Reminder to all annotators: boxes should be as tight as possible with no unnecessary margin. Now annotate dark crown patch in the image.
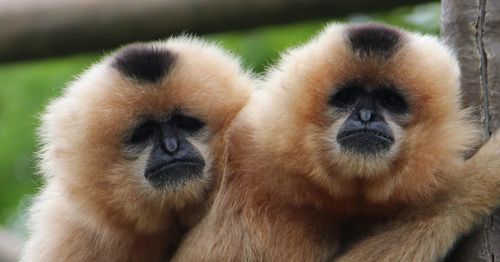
[112,44,176,83]
[347,24,402,58]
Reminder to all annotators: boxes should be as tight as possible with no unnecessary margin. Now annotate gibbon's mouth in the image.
[147,158,205,174]
[337,128,394,155]
[145,158,205,189]
[338,128,394,142]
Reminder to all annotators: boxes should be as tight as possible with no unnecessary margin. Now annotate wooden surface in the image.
[0,0,432,62]
[442,0,500,260]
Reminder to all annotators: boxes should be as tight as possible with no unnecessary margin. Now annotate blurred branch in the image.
[0,0,434,62]
[0,228,22,262]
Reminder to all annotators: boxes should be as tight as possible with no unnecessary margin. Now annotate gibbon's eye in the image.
[330,87,362,108]
[378,89,409,114]
[170,114,205,133]
[129,120,157,144]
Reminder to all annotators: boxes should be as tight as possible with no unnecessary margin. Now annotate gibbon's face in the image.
[39,38,250,229]
[329,79,410,157]
[260,23,477,184]
[125,111,207,189]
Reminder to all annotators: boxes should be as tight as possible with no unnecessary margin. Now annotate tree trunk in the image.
[442,0,500,260]
[0,0,432,62]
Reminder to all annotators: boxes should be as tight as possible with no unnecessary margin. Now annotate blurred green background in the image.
[0,3,440,236]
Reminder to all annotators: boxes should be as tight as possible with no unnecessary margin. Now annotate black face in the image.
[126,113,206,189]
[329,83,409,155]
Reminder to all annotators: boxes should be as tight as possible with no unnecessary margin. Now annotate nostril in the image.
[359,109,373,122]
[164,138,178,153]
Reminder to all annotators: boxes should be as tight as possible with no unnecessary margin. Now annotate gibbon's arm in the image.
[336,131,500,262]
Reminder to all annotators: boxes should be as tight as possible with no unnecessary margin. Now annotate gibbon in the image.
[173,23,500,261]
[21,37,252,261]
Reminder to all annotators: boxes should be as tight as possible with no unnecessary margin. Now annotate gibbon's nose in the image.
[164,137,179,153]
[359,109,374,122]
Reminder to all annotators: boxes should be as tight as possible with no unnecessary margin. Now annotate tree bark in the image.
[0,0,432,62]
[442,0,500,261]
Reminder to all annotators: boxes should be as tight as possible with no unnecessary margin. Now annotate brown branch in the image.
[0,0,433,62]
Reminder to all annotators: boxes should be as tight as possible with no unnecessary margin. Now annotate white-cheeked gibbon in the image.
[21,37,252,261]
[173,23,500,261]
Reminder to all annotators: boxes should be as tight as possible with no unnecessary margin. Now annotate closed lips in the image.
[338,128,394,142]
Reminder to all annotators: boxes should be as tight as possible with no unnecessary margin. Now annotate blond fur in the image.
[21,37,252,261]
[173,23,499,261]
[336,131,500,261]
